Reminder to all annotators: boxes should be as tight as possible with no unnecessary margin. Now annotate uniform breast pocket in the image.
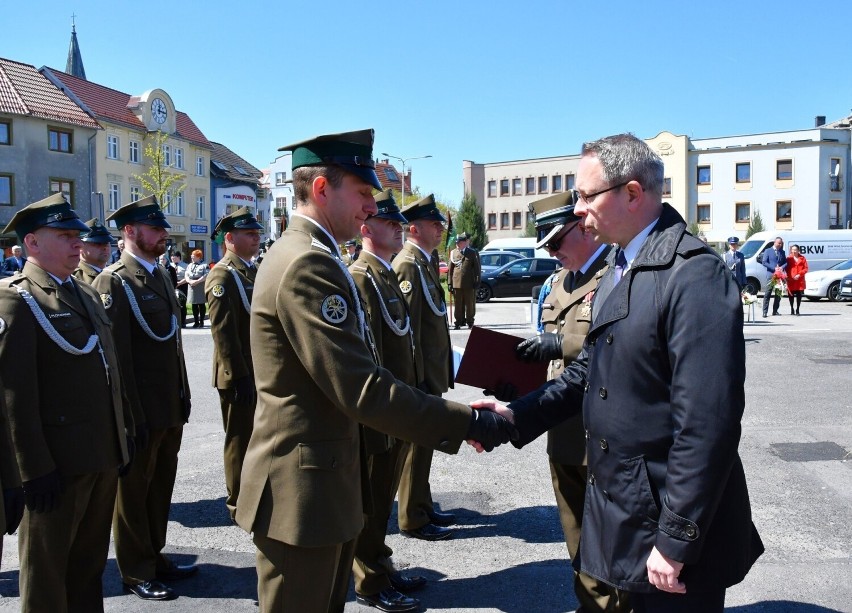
[298,439,355,471]
[50,314,90,345]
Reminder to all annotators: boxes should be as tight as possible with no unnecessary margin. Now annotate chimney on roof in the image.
[815,115,826,127]
[66,16,87,80]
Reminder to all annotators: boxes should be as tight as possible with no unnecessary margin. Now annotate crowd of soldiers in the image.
[0,128,762,613]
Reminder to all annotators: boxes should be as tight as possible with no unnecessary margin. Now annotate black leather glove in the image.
[465,409,518,452]
[234,376,256,405]
[482,381,519,402]
[135,422,150,452]
[119,434,136,478]
[515,333,564,363]
[23,470,64,514]
[3,486,25,534]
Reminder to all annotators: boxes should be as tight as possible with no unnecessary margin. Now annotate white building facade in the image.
[465,126,852,249]
[266,153,293,239]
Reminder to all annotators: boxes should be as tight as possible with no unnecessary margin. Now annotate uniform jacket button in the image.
[686,526,697,538]
[590,337,597,345]
[599,387,607,399]
[606,333,614,344]
[559,320,565,326]
[584,383,590,393]
[600,439,608,451]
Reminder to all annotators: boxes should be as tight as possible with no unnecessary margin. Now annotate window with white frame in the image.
[130,185,141,201]
[487,180,497,197]
[108,182,121,211]
[175,191,185,216]
[538,176,548,193]
[107,135,119,160]
[164,191,173,214]
[275,172,286,185]
[487,213,497,229]
[196,195,205,219]
[735,202,751,223]
[275,197,287,212]
[830,200,841,227]
[174,147,184,170]
[697,203,711,223]
[566,174,575,189]
[512,178,522,195]
[129,140,140,163]
[500,212,509,228]
[525,177,535,194]
[776,200,792,221]
[776,160,793,181]
[196,156,204,176]
[162,144,171,167]
[552,175,562,192]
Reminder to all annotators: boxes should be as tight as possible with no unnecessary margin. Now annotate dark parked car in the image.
[476,257,560,302]
[479,250,525,273]
[839,272,852,299]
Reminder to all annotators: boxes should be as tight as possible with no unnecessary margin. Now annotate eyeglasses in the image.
[543,221,581,252]
[575,181,629,205]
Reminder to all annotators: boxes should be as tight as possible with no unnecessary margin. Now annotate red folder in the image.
[455,326,548,395]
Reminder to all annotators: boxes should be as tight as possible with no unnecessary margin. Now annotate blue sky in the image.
[3,0,851,208]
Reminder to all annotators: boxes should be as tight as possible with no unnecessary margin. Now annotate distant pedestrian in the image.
[185,249,208,328]
[761,237,786,317]
[786,244,808,315]
[725,236,746,291]
[1,245,26,277]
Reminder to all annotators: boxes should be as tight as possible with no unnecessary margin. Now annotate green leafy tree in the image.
[524,219,536,238]
[455,192,487,249]
[746,210,765,239]
[687,221,707,242]
[132,130,185,208]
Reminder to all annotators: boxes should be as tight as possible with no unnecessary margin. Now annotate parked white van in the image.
[739,230,852,294]
[482,237,553,259]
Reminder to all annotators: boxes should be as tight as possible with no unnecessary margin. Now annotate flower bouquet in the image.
[741,291,757,305]
[765,270,788,298]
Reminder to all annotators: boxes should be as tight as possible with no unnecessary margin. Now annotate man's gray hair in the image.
[581,133,664,197]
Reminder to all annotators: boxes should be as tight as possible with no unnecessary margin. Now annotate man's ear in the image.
[624,180,644,212]
[311,175,329,206]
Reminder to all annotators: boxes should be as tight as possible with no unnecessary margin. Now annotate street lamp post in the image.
[381,153,432,206]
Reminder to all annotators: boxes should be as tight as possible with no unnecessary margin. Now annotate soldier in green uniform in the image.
[393,194,457,541]
[234,129,514,612]
[205,206,262,522]
[0,377,24,569]
[0,193,132,612]
[93,196,194,602]
[74,218,116,285]
[514,192,630,613]
[447,232,480,329]
[350,190,424,613]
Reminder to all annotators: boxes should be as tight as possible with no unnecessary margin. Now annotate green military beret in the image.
[371,189,407,223]
[529,192,581,249]
[211,206,263,240]
[81,218,117,244]
[278,128,382,190]
[400,194,446,223]
[2,193,88,239]
[106,195,170,229]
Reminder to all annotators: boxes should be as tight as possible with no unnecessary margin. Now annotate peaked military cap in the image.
[81,218,117,244]
[212,206,263,240]
[3,193,88,239]
[728,236,740,245]
[344,239,358,247]
[278,128,382,190]
[455,232,471,242]
[530,191,580,249]
[106,195,170,229]
[401,194,446,223]
[370,189,407,223]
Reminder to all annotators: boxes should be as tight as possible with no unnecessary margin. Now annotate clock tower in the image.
[129,89,175,133]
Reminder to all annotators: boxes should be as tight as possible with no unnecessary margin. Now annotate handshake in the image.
[464,403,518,453]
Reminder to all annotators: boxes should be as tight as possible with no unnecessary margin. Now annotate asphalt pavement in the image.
[1,297,850,612]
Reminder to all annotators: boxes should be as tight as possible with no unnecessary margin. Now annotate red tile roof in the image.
[0,57,100,129]
[44,67,211,149]
[375,160,411,192]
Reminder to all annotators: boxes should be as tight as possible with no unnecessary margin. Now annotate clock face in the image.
[151,98,167,124]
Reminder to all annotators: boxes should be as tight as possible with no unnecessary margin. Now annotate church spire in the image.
[66,15,87,80]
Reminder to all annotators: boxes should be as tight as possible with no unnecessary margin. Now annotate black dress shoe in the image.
[427,508,456,526]
[356,588,420,612]
[389,571,427,592]
[123,580,177,601]
[401,523,453,541]
[453,324,461,330]
[156,562,198,581]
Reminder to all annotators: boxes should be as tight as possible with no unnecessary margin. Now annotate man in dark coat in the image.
[761,236,786,317]
[1,245,26,277]
[724,236,747,291]
[474,133,763,612]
